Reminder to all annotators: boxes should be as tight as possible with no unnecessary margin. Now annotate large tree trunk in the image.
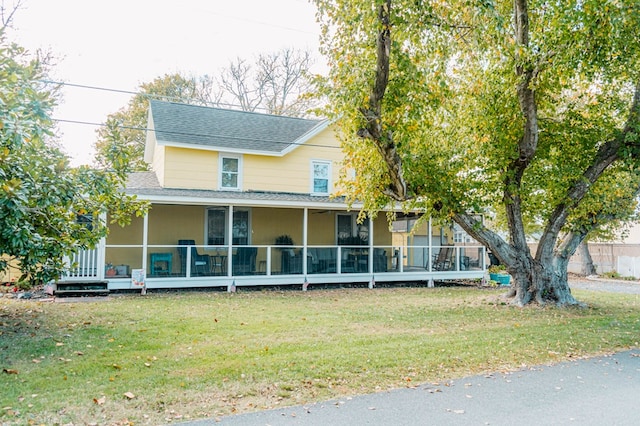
[578,241,597,276]
[357,1,640,307]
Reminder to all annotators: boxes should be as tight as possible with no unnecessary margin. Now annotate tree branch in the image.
[504,0,538,252]
[537,80,640,260]
[453,212,517,264]
[356,0,408,201]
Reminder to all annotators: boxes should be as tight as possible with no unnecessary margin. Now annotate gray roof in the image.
[149,100,328,154]
[125,172,350,208]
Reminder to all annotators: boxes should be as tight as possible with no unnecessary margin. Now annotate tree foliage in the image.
[314,0,640,306]
[93,73,215,173]
[0,33,147,285]
[95,48,317,173]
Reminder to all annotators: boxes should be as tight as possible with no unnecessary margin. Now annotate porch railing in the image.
[100,243,486,280]
[63,247,103,280]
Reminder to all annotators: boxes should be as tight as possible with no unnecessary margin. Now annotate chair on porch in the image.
[432,246,454,271]
[178,239,210,276]
[233,246,257,276]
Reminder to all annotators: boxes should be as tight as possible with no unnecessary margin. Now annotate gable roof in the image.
[149,100,329,155]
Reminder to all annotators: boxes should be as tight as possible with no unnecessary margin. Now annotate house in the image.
[61,100,487,290]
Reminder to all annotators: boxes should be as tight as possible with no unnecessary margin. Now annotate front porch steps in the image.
[55,281,109,297]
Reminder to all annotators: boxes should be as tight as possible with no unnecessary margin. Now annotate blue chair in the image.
[178,240,210,276]
[233,247,257,276]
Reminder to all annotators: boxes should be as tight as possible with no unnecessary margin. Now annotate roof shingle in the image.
[149,100,327,154]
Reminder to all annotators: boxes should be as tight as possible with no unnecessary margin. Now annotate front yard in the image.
[1,285,639,425]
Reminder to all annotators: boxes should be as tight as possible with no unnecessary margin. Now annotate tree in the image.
[314,0,640,306]
[96,49,317,172]
[217,47,317,116]
[94,73,216,172]
[0,32,147,285]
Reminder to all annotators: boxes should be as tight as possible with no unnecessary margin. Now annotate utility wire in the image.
[52,118,341,150]
[42,79,338,150]
[39,79,268,112]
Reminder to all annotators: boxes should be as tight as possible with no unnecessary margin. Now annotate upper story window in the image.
[220,154,242,190]
[311,160,331,195]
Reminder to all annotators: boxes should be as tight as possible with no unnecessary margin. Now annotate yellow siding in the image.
[148,205,205,245]
[163,147,218,190]
[152,144,166,187]
[160,127,344,193]
[251,208,304,245]
[243,128,343,194]
[373,216,392,246]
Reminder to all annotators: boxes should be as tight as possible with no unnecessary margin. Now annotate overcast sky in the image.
[7,0,322,165]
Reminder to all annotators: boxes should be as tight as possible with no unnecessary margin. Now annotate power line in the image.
[52,118,341,150]
[39,79,266,112]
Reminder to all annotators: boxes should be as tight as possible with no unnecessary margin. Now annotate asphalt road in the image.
[179,279,640,426]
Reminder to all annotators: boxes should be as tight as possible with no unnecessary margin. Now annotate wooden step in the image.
[55,281,109,297]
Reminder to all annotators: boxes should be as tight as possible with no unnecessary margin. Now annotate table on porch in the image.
[209,254,227,275]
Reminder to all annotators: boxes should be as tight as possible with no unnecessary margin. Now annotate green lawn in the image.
[1,286,639,425]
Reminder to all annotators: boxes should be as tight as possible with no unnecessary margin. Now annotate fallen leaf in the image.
[31,359,41,364]
[55,342,64,347]
[123,392,135,399]
[112,364,122,370]
[93,396,106,405]
[2,369,18,375]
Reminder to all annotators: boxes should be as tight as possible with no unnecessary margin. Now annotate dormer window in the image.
[220,154,242,190]
[311,160,331,195]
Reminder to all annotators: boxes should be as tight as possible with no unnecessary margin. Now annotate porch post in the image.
[227,205,234,277]
[428,216,433,272]
[368,216,374,274]
[97,212,107,280]
[303,208,308,276]
[142,211,149,273]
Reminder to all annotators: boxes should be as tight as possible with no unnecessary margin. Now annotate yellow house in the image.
[60,101,486,290]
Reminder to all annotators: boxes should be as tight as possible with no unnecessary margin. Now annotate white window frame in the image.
[219,153,243,191]
[310,160,332,195]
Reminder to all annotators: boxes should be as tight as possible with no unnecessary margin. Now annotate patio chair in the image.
[178,239,210,276]
[373,248,388,272]
[233,246,257,276]
[432,246,454,271]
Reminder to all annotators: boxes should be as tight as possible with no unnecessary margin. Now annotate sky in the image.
[7,0,323,166]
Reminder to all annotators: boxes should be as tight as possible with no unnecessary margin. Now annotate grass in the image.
[1,286,639,425]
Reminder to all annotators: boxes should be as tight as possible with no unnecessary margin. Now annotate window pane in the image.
[314,163,328,178]
[233,211,249,245]
[223,157,238,173]
[222,172,238,188]
[337,215,352,242]
[314,179,328,193]
[207,209,226,245]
